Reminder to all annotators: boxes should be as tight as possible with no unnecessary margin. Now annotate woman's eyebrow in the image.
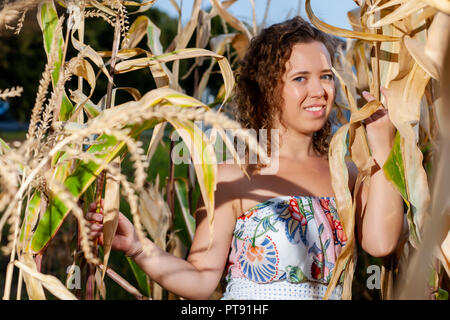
[289,69,333,76]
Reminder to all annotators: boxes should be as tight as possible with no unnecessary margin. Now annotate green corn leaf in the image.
[0,137,10,154]
[383,131,408,202]
[165,117,217,242]
[436,288,449,300]
[37,1,74,121]
[174,177,196,246]
[18,191,41,253]
[31,134,131,253]
[126,257,151,298]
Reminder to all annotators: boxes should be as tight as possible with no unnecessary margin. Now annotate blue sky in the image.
[154,0,359,30]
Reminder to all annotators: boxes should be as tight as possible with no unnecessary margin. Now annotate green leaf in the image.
[166,118,217,241]
[18,191,41,253]
[173,177,196,247]
[383,131,408,202]
[37,1,74,120]
[126,257,151,298]
[436,288,449,300]
[0,137,10,154]
[31,134,131,253]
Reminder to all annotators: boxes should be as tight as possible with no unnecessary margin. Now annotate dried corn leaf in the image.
[145,122,166,164]
[171,0,202,88]
[169,0,181,16]
[384,60,431,246]
[196,10,212,58]
[195,33,235,100]
[325,68,384,300]
[404,12,450,80]
[366,0,408,14]
[231,33,249,60]
[209,0,252,40]
[69,89,101,118]
[89,0,117,17]
[441,230,450,274]
[95,266,106,299]
[404,36,440,79]
[14,260,77,300]
[122,15,171,87]
[72,58,96,98]
[378,23,401,88]
[101,158,121,280]
[70,30,113,84]
[122,15,152,50]
[19,253,46,300]
[139,182,171,250]
[421,0,450,14]
[114,48,235,106]
[305,0,400,42]
[348,7,363,32]
[367,0,427,28]
[326,123,354,300]
[98,47,148,59]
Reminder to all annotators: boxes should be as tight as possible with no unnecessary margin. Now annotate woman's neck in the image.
[276,127,320,161]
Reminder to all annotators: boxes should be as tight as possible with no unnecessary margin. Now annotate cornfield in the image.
[0,0,448,300]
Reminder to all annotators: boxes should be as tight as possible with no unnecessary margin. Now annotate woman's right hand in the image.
[86,200,143,257]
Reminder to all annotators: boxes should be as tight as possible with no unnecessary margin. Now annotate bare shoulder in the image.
[346,161,358,192]
[216,163,248,185]
[215,163,250,215]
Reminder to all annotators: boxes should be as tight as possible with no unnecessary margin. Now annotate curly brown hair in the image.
[234,16,339,170]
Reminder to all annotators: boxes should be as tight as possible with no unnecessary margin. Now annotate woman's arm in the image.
[88,164,240,299]
[131,192,236,299]
[354,89,404,257]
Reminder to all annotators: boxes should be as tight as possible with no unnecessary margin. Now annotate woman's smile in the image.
[303,103,327,117]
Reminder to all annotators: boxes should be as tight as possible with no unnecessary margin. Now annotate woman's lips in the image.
[303,104,326,116]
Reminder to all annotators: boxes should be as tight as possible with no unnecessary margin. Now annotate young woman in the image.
[87,17,404,300]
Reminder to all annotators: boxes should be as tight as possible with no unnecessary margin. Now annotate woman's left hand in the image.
[361,87,396,166]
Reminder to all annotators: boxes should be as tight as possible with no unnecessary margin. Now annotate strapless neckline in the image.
[240,195,335,217]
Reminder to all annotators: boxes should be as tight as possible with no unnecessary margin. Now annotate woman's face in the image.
[276,41,335,135]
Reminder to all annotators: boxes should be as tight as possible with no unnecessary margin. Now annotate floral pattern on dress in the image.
[277,197,314,245]
[238,236,279,283]
[226,196,346,286]
[319,198,347,246]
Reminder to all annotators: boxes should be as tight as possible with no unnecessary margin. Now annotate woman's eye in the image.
[322,74,334,81]
[294,76,305,82]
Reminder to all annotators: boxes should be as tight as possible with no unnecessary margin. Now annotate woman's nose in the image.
[308,78,325,98]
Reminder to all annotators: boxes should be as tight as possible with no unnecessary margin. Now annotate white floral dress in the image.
[222,196,347,300]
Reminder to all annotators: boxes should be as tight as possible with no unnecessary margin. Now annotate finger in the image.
[89,202,97,210]
[91,223,103,232]
[362,90,375,102]
[89,231,102,240]
[89,200,104,211]
[380,87,389,106]
[86,212,103,222]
